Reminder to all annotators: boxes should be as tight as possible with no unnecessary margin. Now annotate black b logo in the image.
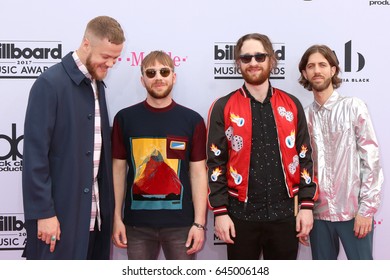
[0,123,23,161]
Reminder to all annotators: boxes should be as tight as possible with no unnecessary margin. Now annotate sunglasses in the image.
[239,53,269,64]
[144,68,172,79]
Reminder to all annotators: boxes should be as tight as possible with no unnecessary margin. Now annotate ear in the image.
[172,72,177,85]
[81,37,91,51]
[270,58,276,71]
[235,60,241,70]
[302,69,308,80]
[331,66,336,77]
[140,76,146,88]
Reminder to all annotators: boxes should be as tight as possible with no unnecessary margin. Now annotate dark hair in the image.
[298,44,342,90]
[85,16,125,45]
[234,33,277,69]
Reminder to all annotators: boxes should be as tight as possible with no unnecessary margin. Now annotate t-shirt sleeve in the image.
[190,119,207,162]
[111,115,127,160]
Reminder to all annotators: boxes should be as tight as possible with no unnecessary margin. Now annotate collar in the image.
[72,51,92,80]
[143,99,176,113]
[313,91,340,112]
[241,83,273,103]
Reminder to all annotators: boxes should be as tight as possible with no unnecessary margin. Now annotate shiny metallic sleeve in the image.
[354,98,384,217]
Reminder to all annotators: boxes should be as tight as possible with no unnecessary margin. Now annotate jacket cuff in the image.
[213,206,228,216]
[300,200,314,210]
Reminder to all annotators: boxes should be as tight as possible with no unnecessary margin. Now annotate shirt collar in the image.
[72,51,92,81]
[314,90,340,112]
[242,83,273,104]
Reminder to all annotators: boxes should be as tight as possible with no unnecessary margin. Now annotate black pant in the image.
[227,215,298,260]
[87,221,105,260]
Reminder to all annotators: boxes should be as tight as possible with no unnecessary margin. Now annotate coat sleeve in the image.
[22,76,57,220]
[294,97,318,209]
[206,98,230,216]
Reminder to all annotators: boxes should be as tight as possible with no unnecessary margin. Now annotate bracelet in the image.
[192,222,206,230]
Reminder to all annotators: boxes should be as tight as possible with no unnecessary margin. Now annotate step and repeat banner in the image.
[0,0,388,260]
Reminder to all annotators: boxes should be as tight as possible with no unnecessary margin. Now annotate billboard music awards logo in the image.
[0,40,62,79]
[213,42,286,80]
[213,233,226,246]
[0,123,23,172]
[0,214,26,251]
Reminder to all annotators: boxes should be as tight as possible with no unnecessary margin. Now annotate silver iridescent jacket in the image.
[305,91,383,221]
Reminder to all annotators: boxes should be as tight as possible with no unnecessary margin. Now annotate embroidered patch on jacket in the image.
[285,130,296,148]
[230,166,242,185]
[301,168,312,184]
[299,145,308,158]
[277,106,294,122]
[230,113,245,127]
[210,144,221,156]
[288,155,299,175]
[211,167,222,182]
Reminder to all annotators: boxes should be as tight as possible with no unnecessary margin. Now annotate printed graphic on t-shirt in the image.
[130,137,183,210]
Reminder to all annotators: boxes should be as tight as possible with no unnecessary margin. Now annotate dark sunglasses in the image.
[239,53,269,64]
[144,68,172,78]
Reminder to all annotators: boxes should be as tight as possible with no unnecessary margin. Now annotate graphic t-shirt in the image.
[112,100,206,227]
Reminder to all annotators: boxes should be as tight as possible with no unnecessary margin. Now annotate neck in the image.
[75,49,86,65]
[245,80,269,102]
[313,86,334,106]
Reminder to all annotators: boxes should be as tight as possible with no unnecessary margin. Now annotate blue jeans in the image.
[125,225,194,260]
[310,219,374,260]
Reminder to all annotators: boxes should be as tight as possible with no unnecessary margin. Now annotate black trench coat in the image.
[22,52,114,259]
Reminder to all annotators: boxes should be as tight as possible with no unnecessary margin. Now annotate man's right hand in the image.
[37,216,61,253]
[214,215,235,244]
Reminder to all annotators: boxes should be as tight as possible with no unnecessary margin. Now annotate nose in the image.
[248,57,258,65]
[313,65,321,73]
[155,71,164,78]
[106,58,116,68]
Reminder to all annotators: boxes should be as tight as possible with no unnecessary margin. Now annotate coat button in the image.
[86,151,91,156]
[87,114,93,120]
[83,188,90,193]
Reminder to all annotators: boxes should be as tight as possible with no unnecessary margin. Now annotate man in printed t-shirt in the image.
[111,50,208,260]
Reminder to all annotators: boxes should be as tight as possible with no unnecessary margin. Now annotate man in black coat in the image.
[22,16,125,259]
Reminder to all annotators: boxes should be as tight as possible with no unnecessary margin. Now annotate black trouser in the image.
[227,215,298,260]
[87,221,105,260]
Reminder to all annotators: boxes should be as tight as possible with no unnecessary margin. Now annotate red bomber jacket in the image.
[206,85,318,216]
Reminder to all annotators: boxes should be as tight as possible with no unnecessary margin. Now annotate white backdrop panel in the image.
[0,0,388,260]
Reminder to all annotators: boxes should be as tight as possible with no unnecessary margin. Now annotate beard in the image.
[85,54,106,81]
[145,82,173,99]
[241,65,271,86]
[310,75,332,92]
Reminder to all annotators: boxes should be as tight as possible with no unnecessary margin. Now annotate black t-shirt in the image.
[112,100,206,228]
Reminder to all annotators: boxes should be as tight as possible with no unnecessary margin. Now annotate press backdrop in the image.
[0,0,388,260]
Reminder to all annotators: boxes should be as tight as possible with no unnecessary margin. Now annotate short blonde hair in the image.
[85,16,125,45]
[141,51,174,73]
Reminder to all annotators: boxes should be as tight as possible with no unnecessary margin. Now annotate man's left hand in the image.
[296,209,313,246]
[354,214,373,239]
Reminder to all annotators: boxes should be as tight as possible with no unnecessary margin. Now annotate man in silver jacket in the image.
[298,44,383,259]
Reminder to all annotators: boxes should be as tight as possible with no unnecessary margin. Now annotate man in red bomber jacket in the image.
[207,33,318,260]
